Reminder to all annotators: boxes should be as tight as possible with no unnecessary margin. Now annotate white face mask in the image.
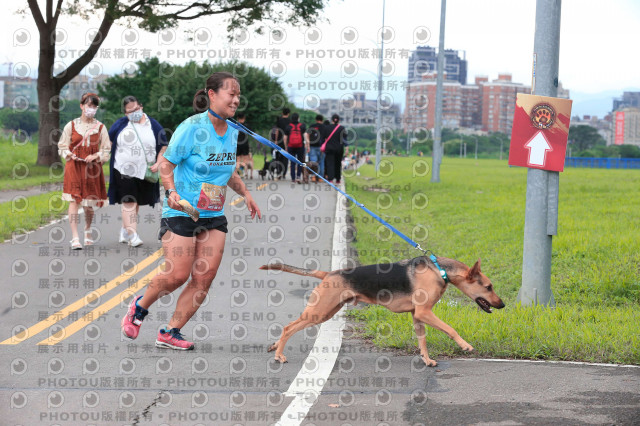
[84,107,97,118]
[127,109,144,123]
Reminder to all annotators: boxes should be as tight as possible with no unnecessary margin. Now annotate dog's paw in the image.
[460,344,474,352]
[422,355,437,367]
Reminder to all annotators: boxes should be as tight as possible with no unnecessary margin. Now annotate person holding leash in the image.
[121,72,262,350]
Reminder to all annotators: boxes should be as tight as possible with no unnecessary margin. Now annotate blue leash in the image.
[208,109,449,283]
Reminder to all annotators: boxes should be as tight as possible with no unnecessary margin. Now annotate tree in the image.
[147,60,288,132]
[0,110,39,134]
[26,0,326,166]
[568,125,605,153]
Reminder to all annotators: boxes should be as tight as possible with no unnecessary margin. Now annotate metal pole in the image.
[431,0,446,183]
[500,137,504,160]
[375,0,386,172]
[517,0,561,307]
[474,136,478,159]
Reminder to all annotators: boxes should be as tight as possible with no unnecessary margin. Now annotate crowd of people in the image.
[264,108,349,184]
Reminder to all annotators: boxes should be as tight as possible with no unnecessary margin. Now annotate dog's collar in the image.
[429,254,449,283]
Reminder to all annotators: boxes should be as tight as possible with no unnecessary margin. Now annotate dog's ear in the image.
[466,259,481,280]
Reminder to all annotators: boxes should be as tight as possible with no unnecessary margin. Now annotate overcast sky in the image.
[3,0,639,116]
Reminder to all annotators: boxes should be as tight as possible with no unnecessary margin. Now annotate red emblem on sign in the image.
[530,103,556,129]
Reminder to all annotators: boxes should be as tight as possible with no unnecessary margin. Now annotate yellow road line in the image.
[37,265,162,345]
[0,249,163,345]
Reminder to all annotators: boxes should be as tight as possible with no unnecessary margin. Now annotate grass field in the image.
[0,137,64,190]
[345,157,640,364]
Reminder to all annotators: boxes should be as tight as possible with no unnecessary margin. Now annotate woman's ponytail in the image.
[193,88,209,113]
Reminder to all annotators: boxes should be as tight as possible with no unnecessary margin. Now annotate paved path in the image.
[0,178,638,425]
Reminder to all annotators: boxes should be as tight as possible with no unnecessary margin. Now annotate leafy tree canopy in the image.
[100,59,289,133]
[568,125,606,152]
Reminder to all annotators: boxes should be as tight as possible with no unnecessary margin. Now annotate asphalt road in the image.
[1,178,639,426]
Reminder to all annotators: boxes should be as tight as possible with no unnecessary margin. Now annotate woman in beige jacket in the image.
[57,93,111,249]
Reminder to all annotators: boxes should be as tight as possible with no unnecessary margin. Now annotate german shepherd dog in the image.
[260,256,505,366]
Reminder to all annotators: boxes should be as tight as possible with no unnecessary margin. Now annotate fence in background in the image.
[565,157,640,169]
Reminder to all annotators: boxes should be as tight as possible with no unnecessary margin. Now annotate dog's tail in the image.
[259,263,328,279]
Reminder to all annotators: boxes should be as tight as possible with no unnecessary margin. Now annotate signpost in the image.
[512,0,570,307]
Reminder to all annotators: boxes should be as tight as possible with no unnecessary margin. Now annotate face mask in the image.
[84,107,97,118]
[127,109,143,123]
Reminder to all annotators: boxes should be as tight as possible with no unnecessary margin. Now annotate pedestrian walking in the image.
[108,95,168,247]
[57,92,111,250]
[234,113,254,179]
[321,114,348,184]
[284,112,308,183]
[307,114,326,179]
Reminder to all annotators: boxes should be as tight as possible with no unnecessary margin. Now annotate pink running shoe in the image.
[155,328,194,350]
[121,295,148,339]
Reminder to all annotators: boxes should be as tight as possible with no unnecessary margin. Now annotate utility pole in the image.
[474,135,478,160]
[375,0,386,172]
[517,0,561,307]
[431,0,446,183]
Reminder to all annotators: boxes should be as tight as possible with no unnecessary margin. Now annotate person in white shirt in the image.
[107,96,168,247]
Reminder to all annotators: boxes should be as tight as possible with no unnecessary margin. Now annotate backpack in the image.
[308,124,324,146]
[288,123,303,148]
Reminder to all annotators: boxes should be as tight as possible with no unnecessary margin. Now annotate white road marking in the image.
[458,358,640,368]
[276,185,348,426]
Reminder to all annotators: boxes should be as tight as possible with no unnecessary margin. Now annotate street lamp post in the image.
[431,0,447,183]
[375,0,386,173]
[474,135,478,160]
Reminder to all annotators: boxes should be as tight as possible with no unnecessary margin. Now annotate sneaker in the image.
[121,295,148,339]
[155,328,194,350]
[119,228,130,244]
[128,232,143,247]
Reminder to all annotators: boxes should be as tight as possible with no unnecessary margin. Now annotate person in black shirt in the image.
[323,114,348,184]
[307,114,326,179]
[235,113,253,179]
[272,108,291,179]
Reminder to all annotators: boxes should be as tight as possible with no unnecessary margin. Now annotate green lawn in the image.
[345,157,640,365]
[0,137,64,190]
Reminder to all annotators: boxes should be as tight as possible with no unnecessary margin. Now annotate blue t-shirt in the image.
[162,112,238,219]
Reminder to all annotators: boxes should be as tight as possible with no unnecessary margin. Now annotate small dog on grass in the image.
[260,256,505,367]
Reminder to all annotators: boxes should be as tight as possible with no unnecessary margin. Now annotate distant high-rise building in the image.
[317,92,401,130]
[613,108,640,146]
[61,74,110,101]
[613,92,640,110]
[404,73,568,136]
[404,72,465,131]
[0,76,38,109]
[480,74,530,135]
[407,46,467,85]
